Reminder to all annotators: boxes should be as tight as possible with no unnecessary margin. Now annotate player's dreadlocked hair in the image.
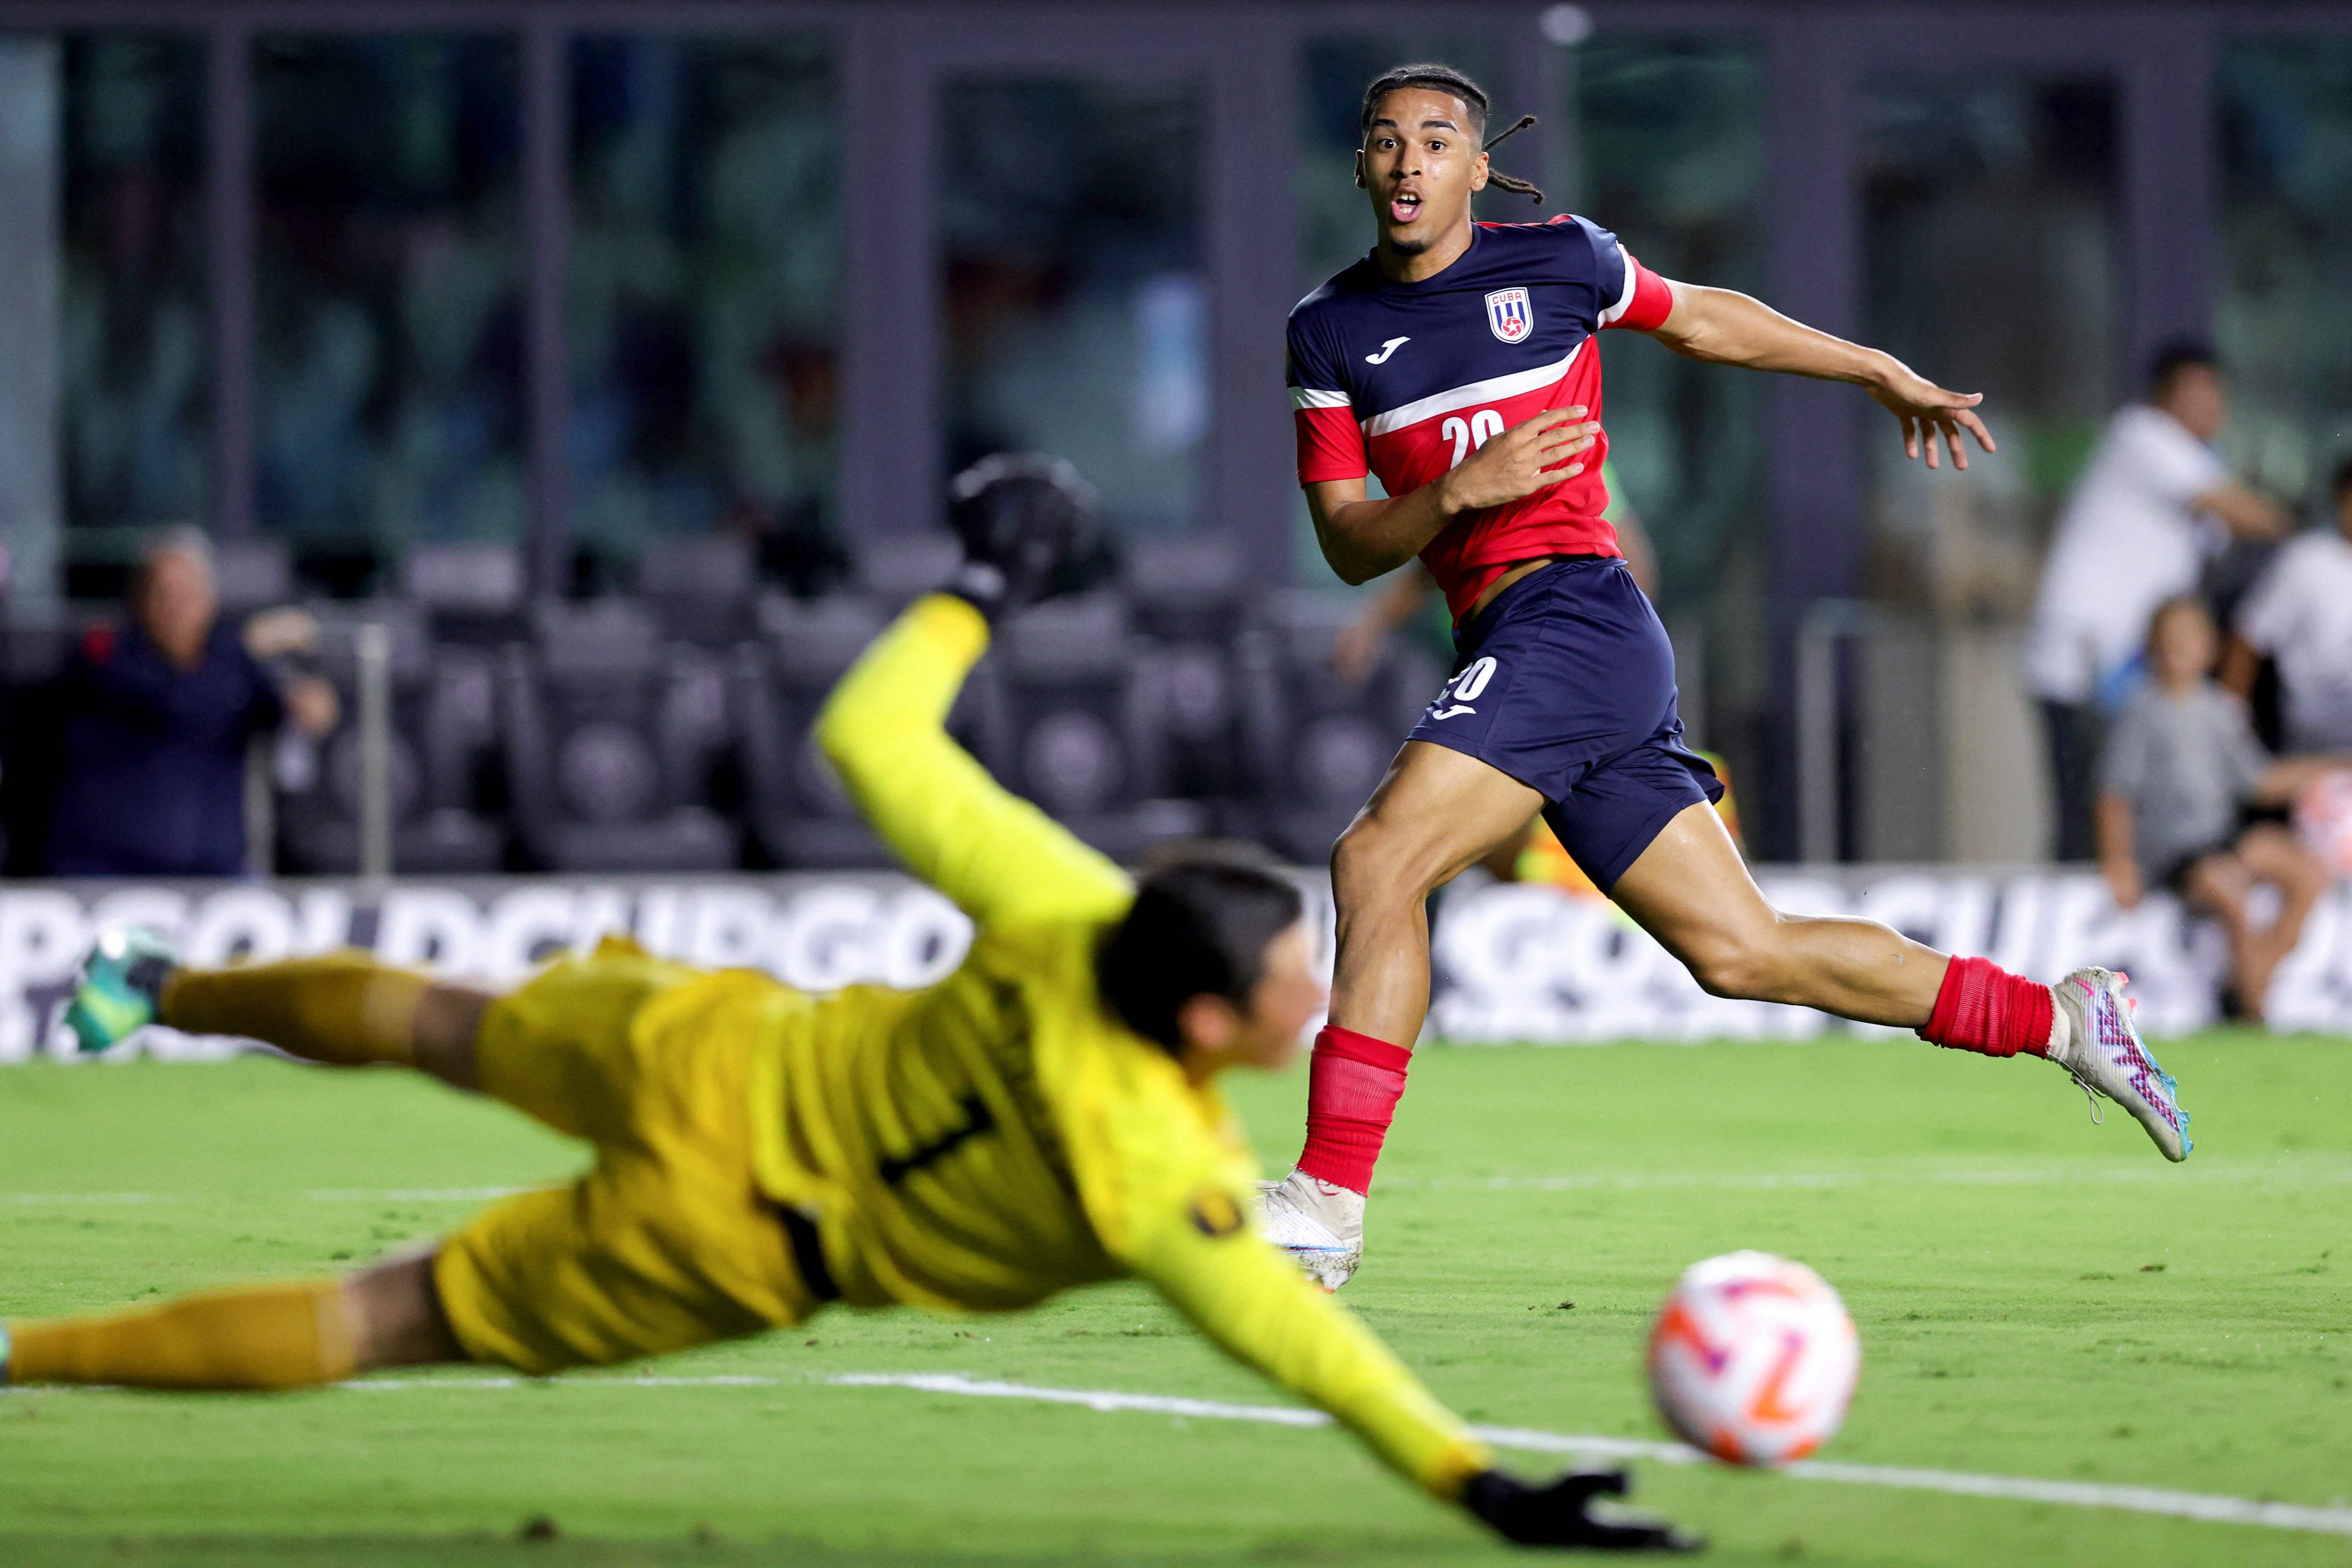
[1096,845,1304,1055]
[1359,63,1544,205]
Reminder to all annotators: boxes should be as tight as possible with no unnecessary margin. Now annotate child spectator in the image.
[2025,343,2288,860]
[2098,595,2337,1020]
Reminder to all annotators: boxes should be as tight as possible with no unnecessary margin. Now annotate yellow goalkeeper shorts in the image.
[433,939,828,1375]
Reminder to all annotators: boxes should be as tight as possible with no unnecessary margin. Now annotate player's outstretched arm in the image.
[1071,1067,1694,1547]
[1644,279,1995,471]
[815,595,1132,929]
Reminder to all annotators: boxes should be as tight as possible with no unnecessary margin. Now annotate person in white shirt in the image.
[2024,342,2287,860]
[2224,457,2352,753]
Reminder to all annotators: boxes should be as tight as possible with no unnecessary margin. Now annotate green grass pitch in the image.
[2,1032,2346,1567]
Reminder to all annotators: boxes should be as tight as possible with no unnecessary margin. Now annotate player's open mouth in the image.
[1389,193,1421,224]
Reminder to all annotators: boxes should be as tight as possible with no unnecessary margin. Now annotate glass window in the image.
[938,76,1206,538]
[1570,34,1766,615]
[2217,38,2352,511]
[1859,74,2121,618]
[61,34,209,541]
[1561,32,1767,775]
[568,36,841,592]
[253,35,524,581]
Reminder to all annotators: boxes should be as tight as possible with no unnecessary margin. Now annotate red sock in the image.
[1295,1026,1413,1195]
[1918,956,2053,1058]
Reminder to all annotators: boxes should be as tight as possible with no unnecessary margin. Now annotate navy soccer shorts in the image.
[1404,557,1723,892]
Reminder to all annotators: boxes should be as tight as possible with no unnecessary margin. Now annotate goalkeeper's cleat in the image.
[1256,1169,1364,1290]
[62,927,179,1055]
[2048,967,2189,1162]
[944,453,1109,623]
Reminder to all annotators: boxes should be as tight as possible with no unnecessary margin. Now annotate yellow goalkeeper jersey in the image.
[742,594,1489,1503]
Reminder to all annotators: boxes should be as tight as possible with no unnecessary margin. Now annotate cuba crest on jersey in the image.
[1484,286,1533,344]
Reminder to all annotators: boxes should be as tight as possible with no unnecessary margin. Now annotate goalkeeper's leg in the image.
[21,955,511,1387]
[103,948,496,1090]
[0,1251,459,1391]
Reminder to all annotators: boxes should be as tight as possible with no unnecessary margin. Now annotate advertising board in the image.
[1,869,2344,1061]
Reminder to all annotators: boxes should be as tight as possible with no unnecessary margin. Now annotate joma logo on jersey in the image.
[1484,287,1533,344]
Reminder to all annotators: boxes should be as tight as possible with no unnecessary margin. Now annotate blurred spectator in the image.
[2025,342,2289,861]
[721,339,850,597]
[2097,596,2334,1021]
[2222,456,2352,752]
[46,529,338,877]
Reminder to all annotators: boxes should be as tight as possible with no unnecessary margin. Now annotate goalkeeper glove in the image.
[1462,1467,1701,1552]
[943,453,1110,622]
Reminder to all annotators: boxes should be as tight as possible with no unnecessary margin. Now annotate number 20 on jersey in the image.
[1441,409,1505,467]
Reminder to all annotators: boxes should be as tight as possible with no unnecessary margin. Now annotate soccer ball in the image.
[2293,768,2352,877]
[1645,1250,1860,1465]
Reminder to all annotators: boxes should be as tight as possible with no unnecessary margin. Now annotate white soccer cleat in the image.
[1256,1169,1365,1290]
[2049,967,2190,1162]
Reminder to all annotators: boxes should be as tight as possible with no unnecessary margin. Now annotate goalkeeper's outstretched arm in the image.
[815,593,1131,929]
[1108,1192,1697,1551]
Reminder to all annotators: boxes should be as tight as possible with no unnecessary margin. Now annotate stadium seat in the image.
[979,594,1209,862]
[853,533,964,610]
[0,621,73,876]
[639,534,756,645]
[274,603,507,875]
[1122,536,1249,642]
[1121,536,1255,805]
[1235,593,1440,864]
[401,541,527,647]
[735,594,894,869]
[497,599,739,872]
[212,538,293,618]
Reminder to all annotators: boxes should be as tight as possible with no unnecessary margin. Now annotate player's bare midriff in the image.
[1467,556,1570,620]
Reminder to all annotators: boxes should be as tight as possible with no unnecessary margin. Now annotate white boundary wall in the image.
[1,868,2347,1061]
[1433,869,2352,1042]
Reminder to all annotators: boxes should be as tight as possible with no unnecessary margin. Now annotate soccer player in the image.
[1262,64,2190,1289]
[4,461,1692,1554]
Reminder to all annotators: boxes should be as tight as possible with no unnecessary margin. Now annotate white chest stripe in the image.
[1361,341,1584,438]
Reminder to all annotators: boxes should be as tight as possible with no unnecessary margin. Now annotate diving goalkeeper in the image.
[3,458,1690,1553]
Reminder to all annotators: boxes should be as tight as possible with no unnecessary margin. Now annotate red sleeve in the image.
[1293,398,1368,484]
[1600,251,1674,332]
[1287,307,1367,484]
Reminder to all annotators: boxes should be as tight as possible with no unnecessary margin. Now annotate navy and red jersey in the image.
[1286,214,1673,619]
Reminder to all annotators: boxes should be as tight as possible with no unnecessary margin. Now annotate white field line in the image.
[1381,1161,2352,1194]
[20,1368,2340,1539]
[299,1187,539,1203]
[0,1186,540,1207]
[840,1374,2352,1538]
[11,1367,2347,1536]
[345,1374,780,1391]
[10,1159,2348,1209]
